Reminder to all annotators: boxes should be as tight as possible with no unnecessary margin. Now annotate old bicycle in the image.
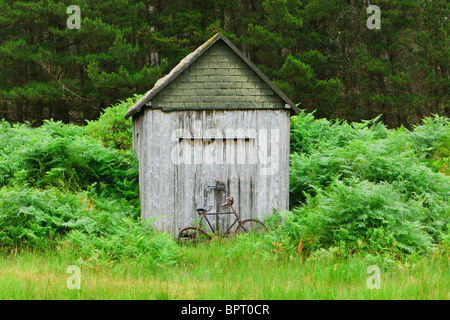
[178,196,267,243]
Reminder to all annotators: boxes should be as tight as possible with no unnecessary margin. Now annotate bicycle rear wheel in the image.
[178,227,211,244]
[235,219,267,235]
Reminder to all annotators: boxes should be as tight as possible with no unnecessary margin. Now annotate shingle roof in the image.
[124,33,299,119]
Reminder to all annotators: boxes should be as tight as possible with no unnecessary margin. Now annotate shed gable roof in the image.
[125,33,300,119]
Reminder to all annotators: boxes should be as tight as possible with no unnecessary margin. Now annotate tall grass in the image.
[0,236,448,299]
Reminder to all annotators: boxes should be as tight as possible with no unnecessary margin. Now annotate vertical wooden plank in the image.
[267,109,275,217]
[199,110,209,228]
[138,111,146,221]
[247,110,257,221]
[143,109,153,222]
[158,110,175,233]
[236,110,250,222]
[255,109,267,221]
[271,110,281,216]
[149,109,161,228]
[246,110,256,220]
[216,109,229,231]
[184,110,195,230]
[208,110,217,232]
[209,110,221,232]
[180,111,188,230]
[219,110,228,231]
[262,109,272,221]
[155,109,164,228]
[174,111,184,234]
[226,110,239,232]
[276,110,285,212]
[165,111,175,234]
[132,118,137,155]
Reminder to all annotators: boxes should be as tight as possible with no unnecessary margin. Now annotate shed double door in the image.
[174,137,257,234]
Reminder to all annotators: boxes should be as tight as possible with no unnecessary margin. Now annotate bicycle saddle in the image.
[196,206,212,212]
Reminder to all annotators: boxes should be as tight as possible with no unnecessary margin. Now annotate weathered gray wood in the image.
[133,109,290,235]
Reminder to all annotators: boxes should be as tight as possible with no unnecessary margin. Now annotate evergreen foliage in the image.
[1,0,448,127]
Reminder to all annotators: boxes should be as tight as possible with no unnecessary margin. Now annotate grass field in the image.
[1,235,448,300]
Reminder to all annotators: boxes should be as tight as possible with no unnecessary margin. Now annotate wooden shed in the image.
[124,33,299,234]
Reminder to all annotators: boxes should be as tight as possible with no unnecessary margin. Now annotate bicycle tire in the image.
[235,219,267,235]
[178,227,211,244]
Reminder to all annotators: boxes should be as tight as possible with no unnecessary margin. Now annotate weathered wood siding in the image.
[133,109,290,234]
[131,36,292,234]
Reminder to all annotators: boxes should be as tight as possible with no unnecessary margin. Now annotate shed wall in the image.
[133,109,290,234]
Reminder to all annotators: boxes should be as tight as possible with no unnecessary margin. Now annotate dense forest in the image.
[0,0,448,128]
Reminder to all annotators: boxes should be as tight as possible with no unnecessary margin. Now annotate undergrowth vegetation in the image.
[276,112,450,259]
[0,95,180,269]
[0,97,449,270]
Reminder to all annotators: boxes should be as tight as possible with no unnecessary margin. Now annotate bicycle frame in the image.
[178,196,267,243]
[197,201,244,237]
[199,211,243,237]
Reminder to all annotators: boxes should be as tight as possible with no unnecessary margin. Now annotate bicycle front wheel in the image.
[178,227,211,244]
[235,219,267,235]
